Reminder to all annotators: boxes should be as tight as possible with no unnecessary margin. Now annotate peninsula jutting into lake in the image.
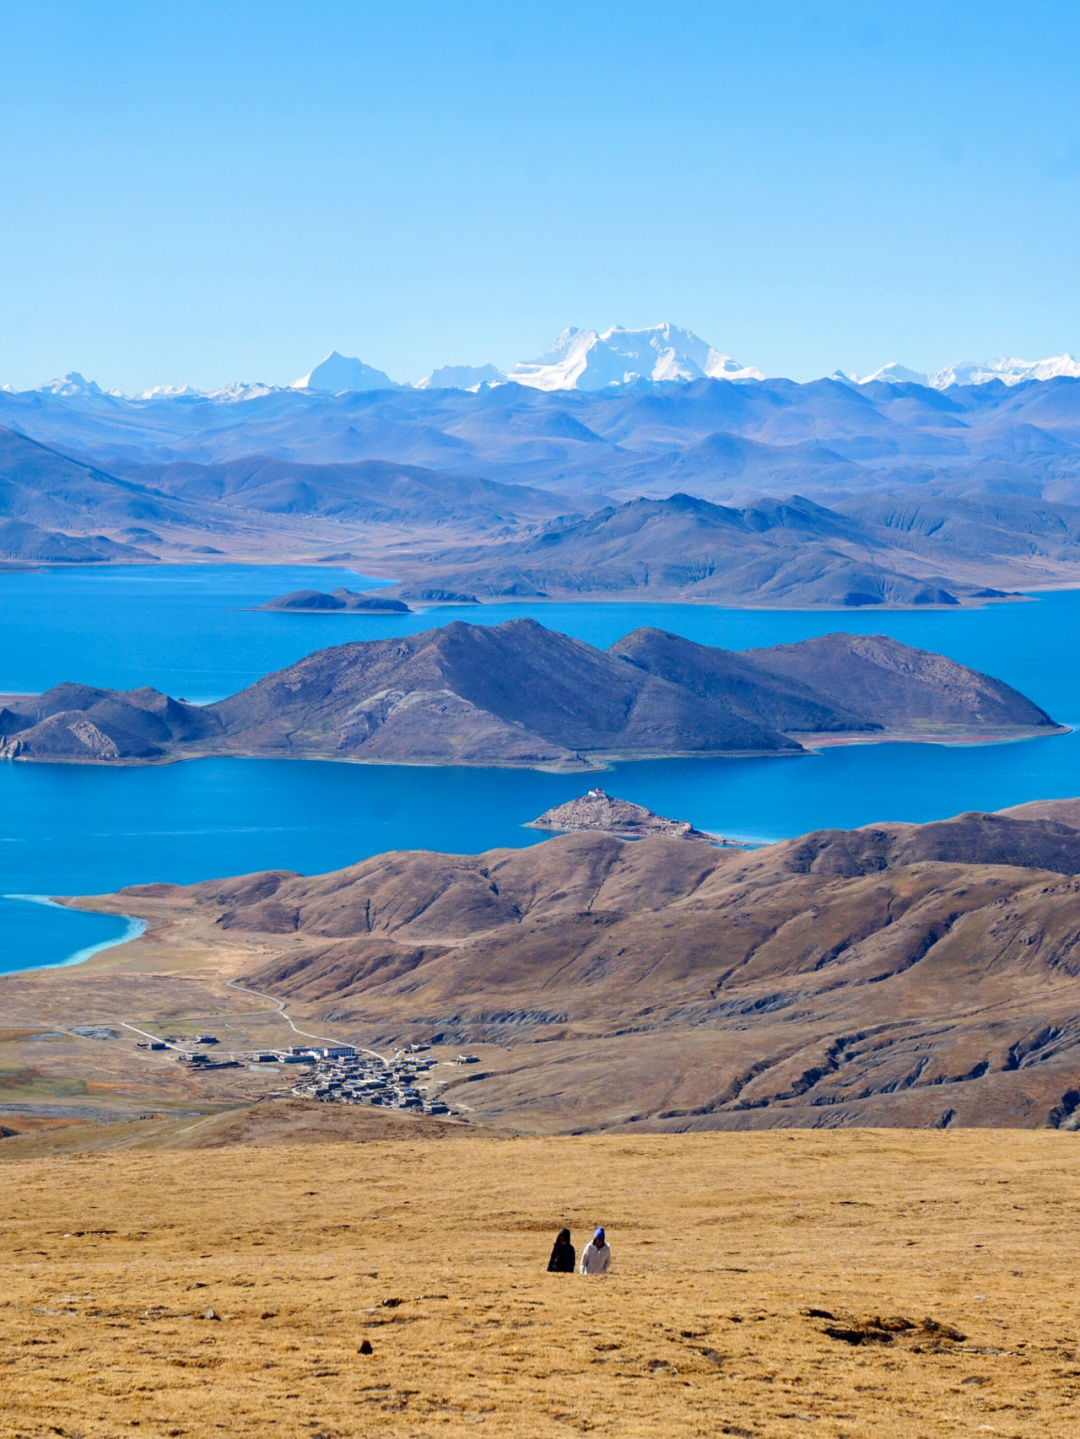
[0,618,1061,768]
[45,797,1080,1133]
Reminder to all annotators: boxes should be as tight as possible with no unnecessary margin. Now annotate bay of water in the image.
[2,563,1079,973]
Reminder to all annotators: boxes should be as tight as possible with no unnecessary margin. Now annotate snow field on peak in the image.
[507,323,763,391]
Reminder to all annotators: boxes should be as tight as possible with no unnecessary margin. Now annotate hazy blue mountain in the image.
[5,374,1079,500]
[5,370,1080,597]
[419,363,506,389]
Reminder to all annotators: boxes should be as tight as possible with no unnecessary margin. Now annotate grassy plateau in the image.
[4,1114,1079,1437]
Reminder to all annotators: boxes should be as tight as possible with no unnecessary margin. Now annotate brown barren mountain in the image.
[0,619,1060,765]
[71,800,1080,1133]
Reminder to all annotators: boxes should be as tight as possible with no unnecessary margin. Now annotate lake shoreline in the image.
[6,553,1046,609]
[2,722,1064,770]
[2,895,147,976]
[4,565,1080,975]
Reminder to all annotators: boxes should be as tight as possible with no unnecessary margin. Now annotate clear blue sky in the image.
[2,1,1078,391]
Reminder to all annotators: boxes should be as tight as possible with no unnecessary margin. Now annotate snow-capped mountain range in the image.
[6,324,1079,400]
[285,325,763,394]
[849,356,1080,388]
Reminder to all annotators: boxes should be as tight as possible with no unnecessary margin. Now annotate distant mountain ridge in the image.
[12,323,1077,396]
[418,364,506,391]
[854,355,1080,388]
[380,492,1015,606]
[8,376,1080,597]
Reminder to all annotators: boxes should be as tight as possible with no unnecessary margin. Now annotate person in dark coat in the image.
[547,1228,575,1272]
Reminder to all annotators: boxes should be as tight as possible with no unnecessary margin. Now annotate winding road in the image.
[223,976,389,1064]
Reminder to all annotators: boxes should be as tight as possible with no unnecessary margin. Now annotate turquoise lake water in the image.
[2,563,1079,974]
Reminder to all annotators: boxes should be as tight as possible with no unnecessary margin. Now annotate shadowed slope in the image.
[383,493,1002,606]
[93,805,1080,1130]
[0,620,1060,765]
[615,628,1056,735]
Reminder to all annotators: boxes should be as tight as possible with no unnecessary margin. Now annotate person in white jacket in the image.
[579,1227,611,1275]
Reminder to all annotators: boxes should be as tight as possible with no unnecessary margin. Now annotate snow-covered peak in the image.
[858,362,930,387]
[205,380,280,402]
[138,383,203,399]
[37,371,104,398]
[292,351,399,393]
[851,354,1080,389]
[930,354,1080,388]
[507,324,764,391]
[418,363,506,390]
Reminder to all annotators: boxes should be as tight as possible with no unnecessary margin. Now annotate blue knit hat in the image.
[593,1227,605,1244]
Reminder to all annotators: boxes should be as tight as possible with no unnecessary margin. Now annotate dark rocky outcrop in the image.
[256,588,410,613]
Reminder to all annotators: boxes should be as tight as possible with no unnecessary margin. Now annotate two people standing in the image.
[547,1226,611,1275]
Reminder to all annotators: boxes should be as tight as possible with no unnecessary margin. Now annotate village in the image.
[286,1044,460,1116]
[135,1032,480,1117]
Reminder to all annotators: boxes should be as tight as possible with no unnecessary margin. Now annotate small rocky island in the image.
[256,587,411,613]
[527,789,716,841]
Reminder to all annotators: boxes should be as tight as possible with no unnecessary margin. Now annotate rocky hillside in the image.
[0,619,1060,765]
[617,628,1052,734]
[0,683,223,761]
[93,801,1080,1130]
[383,494,1010,607]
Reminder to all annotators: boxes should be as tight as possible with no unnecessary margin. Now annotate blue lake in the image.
[2,563,1079,973]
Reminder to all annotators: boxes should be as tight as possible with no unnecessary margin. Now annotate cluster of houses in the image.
[286,1043,456,1115]
[133,1030,480,1119]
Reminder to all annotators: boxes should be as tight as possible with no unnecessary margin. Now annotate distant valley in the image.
[6,361,1080,606]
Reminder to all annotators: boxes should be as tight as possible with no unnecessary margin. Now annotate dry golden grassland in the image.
[4,1117,1080,1438]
